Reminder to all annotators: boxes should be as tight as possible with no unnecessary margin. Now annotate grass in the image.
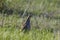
[0,27,55,40]
[0,0,60,40]
[2,0,60,15]
[0,14,59,40]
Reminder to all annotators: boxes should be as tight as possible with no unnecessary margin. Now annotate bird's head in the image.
[28,14,32,18]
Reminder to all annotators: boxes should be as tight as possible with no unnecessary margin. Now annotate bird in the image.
[22,15,32,32]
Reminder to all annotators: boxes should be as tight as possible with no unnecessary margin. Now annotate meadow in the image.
[0,14,60,40]
[0,0,60,40]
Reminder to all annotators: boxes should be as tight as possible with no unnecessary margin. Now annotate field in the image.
[0,27,56,40]
[0,0,60,40]
[0,14,60,40]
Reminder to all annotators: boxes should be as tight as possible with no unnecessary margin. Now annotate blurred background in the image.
[0,0,60,40]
